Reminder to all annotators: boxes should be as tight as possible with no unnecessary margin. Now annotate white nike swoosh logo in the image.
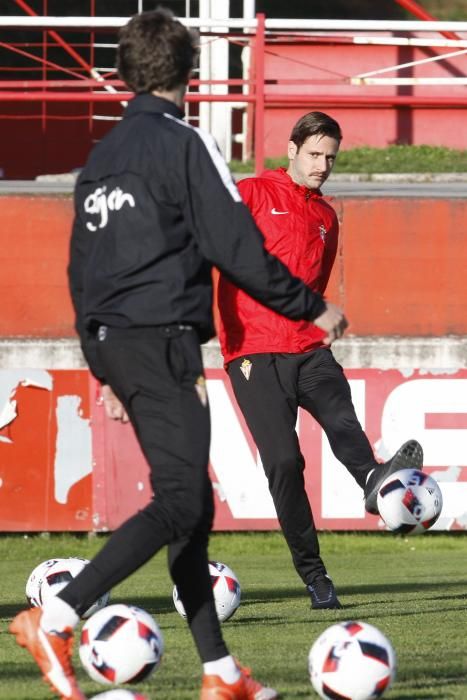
[271,208,289,215]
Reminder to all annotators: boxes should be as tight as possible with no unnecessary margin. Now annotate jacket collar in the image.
[261,167,323,199]
[124,93,185,120]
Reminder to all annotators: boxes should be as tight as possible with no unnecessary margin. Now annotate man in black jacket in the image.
[10,9,347,700]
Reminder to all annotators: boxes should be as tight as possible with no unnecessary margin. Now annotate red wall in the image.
[325,197,467,335]
[0,196,76,336]
[261,38,467,154]
[1,194,465,338]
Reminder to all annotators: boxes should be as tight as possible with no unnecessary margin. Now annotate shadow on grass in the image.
[4,576,457,617]
[109,592,175,614]
[0,594,175,624]
[392,674,467,699]
[237,579,467,602]
[393,693,466,700]
[0,603,26,619]
[2,576,465,623]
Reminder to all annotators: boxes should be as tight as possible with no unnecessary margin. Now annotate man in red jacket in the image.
[218,111,423,609]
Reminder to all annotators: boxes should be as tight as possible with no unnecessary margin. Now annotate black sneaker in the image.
[364,439,423,515]
[307,574,342,610]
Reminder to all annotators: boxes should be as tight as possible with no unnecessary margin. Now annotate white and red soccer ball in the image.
[308,620,396,700]
[25,558,61,608]
[25,557,110,618]
[377,468,443,534]
[173,560,241,622]
[79,603,164,685]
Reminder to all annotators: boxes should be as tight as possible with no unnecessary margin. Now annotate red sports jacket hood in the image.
[218,167,339,363]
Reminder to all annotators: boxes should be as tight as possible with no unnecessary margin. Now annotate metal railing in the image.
[1,14,466,173]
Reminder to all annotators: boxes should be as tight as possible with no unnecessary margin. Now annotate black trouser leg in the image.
[228,354,325,585]
[60,327,227,662]
[167,527,222,662]
[297,349,377,489]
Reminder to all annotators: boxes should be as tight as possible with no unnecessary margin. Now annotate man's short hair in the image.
[117,7,199,94]
[290,112,343,151]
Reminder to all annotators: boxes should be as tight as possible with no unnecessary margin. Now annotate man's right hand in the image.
[313,302,348,345]
[100,384,130,423]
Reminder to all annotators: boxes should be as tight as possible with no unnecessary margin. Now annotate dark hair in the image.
[289,111,342,151]
[117,7,199,93]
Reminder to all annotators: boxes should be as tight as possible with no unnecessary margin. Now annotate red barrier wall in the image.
[325,197,467,335]
[1,194,465,337]
[0,196,76,336]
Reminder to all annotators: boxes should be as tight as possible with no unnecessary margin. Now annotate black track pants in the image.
[228,348,376,584]
[60,325,227,663]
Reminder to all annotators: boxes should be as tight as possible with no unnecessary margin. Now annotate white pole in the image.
[199,0,212,134]
[3,17,467,31]
[353,36,467,49]
[243,0,255,19]
[240,0,256,163]
[92,36,467,50]
[199,0,230,160]
[352,77,467,85]
[355,48,467,79]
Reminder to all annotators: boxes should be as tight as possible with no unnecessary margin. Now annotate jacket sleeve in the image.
[68,204,107,384]
[181,129,326,322]
[237,177,258,214]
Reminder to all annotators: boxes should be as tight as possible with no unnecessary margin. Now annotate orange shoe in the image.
[201,663,278,699]
[9,607,86,700]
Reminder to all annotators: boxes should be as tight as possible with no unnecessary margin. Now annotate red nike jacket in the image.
[217,167,339,364]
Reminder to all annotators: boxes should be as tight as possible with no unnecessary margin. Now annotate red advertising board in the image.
[203,368,467,533]
[0,367,465,532]
[0,369,92,531]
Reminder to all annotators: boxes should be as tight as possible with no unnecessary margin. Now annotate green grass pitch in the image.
[0,531,466,699]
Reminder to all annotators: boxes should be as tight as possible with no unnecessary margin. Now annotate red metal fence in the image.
[0,12,466,177]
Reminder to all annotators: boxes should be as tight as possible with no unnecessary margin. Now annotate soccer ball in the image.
[25,557,110,618]
[377,468,443,534]
[173,560,241,622]
[26,558,62,608]
[89,692,150,700]
[79,603,164,685]
[308,621,396,700]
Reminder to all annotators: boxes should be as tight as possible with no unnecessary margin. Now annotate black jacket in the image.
[68,94,326,381]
